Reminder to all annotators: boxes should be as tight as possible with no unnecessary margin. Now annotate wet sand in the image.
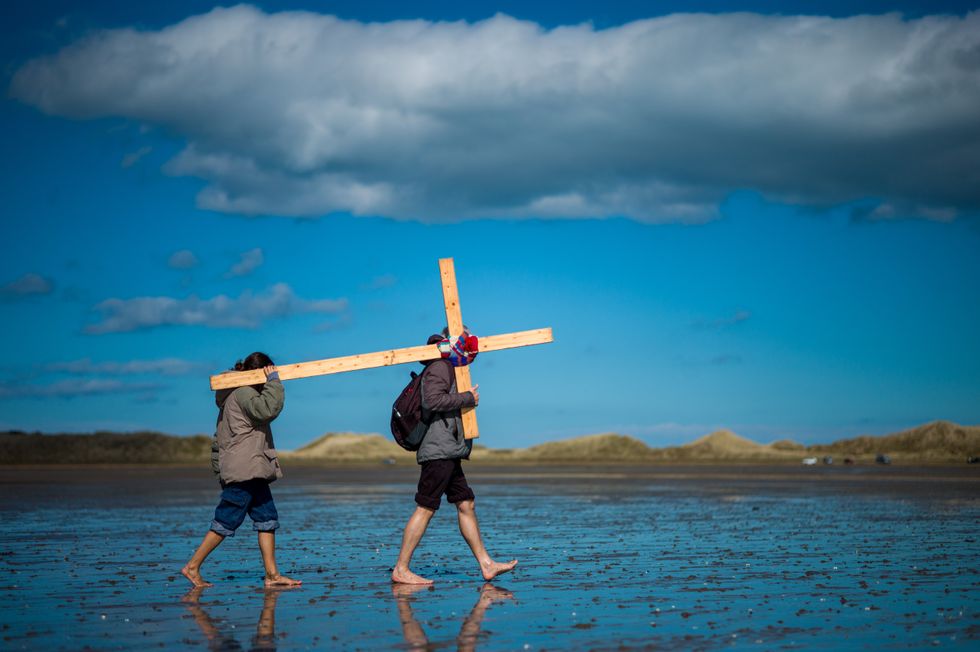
[0,464,977,650]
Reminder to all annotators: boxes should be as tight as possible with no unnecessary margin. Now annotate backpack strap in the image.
[420,359,453,428]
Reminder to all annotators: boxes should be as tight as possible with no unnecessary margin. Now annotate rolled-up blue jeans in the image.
[210,479,280,537]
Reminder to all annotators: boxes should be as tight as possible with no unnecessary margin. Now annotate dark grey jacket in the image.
[417,359,476,463]
[211,379,284,484]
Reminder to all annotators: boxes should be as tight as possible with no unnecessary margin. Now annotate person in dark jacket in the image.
[391,333,518,585]
[182,352,301,588]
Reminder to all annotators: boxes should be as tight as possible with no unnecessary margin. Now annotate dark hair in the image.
[234,351,274,371]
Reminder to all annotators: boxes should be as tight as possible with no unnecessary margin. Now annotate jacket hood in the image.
[215,387,235,408]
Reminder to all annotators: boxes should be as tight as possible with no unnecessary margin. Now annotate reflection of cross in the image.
[209,258,553,439]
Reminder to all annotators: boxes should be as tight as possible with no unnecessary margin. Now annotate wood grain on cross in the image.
[209,258,552,439]
[438,258,477,437]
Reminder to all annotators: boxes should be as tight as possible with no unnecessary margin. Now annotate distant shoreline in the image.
[2,420,977,465]
[2,464,977,495]
[0,459,976,469]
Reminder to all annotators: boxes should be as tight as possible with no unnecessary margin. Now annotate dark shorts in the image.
[415,459,475,510]
[210,479,280,537]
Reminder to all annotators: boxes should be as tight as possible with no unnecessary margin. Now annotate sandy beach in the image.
[0,464,977,650]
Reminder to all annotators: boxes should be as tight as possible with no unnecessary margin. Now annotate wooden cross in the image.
[209,258,553,439]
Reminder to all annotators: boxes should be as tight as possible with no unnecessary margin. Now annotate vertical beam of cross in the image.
[438,258,479,440]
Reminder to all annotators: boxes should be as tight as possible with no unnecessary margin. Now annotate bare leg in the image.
[391,583,431,649]
[182,586,221,641]
[455,500,518,581]
[182,530,224,587]
[181,586,206,606]
[392,506,436,584]
[253,589,281,649]
[258,531,301,587]
[457,584,516,652]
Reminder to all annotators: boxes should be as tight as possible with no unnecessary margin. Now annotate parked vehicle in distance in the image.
[823,456,833,465]
[802,457,818,465]
[843,457,855,465]
[875,453,892,465]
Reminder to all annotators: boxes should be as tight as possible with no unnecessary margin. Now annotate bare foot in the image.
[181,565,213,587]
[391,583,433,599]
[479,583,515,603]
[481,559,517,581]
[181,586,206,604]
[264,574,302,587]
[391,567,434,585]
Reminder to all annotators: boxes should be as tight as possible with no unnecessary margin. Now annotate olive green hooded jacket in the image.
[211,379,284,484]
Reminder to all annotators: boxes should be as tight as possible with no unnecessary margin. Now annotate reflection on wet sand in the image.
[1,466,977,650]
[183,586,292,651]
[393,583,515,651]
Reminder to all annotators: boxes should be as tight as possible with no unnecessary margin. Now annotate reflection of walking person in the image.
[182,352,301,588]
[182,584,286,651]
[391,332,518,585]
[392,583,515,651]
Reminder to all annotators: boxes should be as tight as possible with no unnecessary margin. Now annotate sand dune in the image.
[0,431,211,464]
[769,439,806,451]
[475,424,978,463]
[655,429,784,461]
[505,433,653,462]
[810,420,980,461]
[287,432,414,462]
[2,420,977,464]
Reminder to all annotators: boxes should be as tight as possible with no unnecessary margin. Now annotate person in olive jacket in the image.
[391,332,518,585]
[182,352,301,588]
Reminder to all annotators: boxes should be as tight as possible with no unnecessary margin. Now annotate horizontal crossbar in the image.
[209,327,553,390]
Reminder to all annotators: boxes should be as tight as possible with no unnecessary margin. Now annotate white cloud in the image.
[121,145,152,168]
[363,274,397,290]
[0,379,163,399]
[44,358,204,375]
[86,282,348,333]
[10,6,980,222]
[313,312,352,332]
[693,309,751,329]
[225,247,263,277]
[168,249,199,269]
[1,273,54,297]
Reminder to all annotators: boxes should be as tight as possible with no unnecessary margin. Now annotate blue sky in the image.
[2,1,978,449]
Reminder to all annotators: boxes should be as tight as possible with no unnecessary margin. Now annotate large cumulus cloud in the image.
[10,6,980,221]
